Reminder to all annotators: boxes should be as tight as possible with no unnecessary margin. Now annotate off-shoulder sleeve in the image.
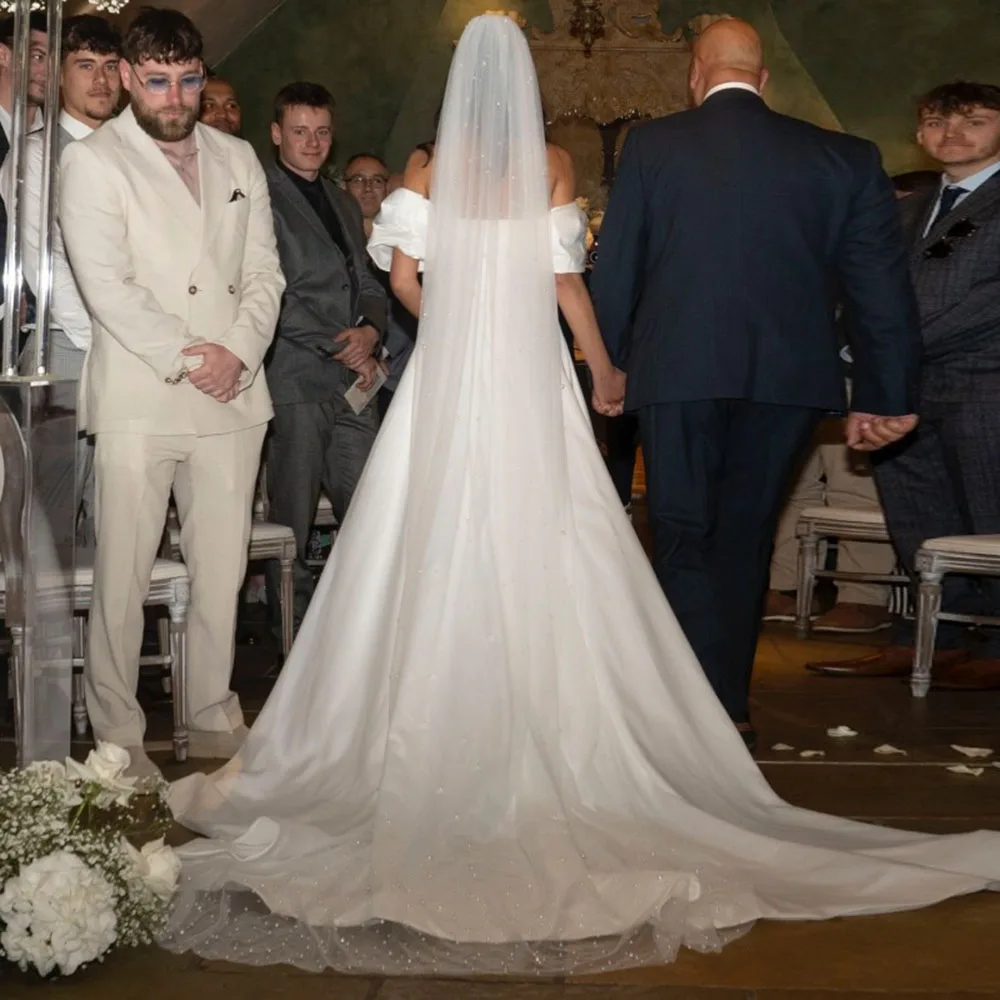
[368,188,430,272]
[550,202,588,274]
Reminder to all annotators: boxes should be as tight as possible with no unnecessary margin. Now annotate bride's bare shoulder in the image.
[546,143,576,207]
[402,145,434,197]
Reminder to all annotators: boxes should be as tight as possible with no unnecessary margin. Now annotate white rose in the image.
[122,838,181,902]
[65,742,137,807]
[86,742,131,783]
[142,840,182,901]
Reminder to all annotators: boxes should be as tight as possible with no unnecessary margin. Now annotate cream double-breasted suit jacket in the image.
[60,105,285,435]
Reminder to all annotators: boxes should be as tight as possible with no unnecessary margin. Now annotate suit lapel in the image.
[914,172,1000,255]
[321,180,359,280]
[196,125,232,257]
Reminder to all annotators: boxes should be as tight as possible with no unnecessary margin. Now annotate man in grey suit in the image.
[811,82,1000,687]
[0,15,122,549]
[265,82,388,626]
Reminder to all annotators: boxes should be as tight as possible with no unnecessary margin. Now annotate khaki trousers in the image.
[770,418,894,606]
[86,425,266,746]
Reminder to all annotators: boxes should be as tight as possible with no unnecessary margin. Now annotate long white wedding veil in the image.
[403,13,568,546]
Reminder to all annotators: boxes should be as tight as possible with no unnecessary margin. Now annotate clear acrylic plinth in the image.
[0,376,77,765]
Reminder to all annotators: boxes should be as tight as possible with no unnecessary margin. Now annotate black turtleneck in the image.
[278,158,352,264]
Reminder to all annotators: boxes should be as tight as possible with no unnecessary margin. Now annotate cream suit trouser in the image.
[86,425,266,746]
[770,417,895,606]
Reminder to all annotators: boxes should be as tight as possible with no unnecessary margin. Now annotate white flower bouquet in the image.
[0,743,178,978]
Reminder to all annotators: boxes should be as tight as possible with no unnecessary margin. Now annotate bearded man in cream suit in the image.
[60,8,284,778]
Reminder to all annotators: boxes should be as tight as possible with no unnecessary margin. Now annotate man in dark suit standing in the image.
[591,18,920,746]
[264,82,387,628]
[810,82,1000,688]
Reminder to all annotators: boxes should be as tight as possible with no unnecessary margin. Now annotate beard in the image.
[131,94,199,142]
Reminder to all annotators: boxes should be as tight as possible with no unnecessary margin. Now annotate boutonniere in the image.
[228,188,246,203]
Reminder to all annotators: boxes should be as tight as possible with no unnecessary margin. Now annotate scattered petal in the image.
[946,764,985,777]
[874,744,908,756]
[770,743,795,751]
[826,726,858,738]
[799,750,826,758]
[950,744,994,758]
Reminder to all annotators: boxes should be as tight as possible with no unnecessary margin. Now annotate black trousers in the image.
[639,400,820,723]
[873,398,1000,657]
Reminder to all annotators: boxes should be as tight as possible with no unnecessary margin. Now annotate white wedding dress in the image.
[162,15,1000,977]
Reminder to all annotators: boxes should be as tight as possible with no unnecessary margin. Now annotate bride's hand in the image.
[592,367,626,417]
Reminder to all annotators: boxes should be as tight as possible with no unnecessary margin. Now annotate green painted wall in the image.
[221,0,1000,175]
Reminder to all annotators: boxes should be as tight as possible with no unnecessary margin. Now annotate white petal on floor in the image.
[946,764,985,776]
[826,726,858,738]
[770,743,795,751]
[874,744,907,755]
[799,750,826,758]
[950,745,994,759]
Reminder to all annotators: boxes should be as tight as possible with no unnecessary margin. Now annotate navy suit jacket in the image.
[590,89,920,416]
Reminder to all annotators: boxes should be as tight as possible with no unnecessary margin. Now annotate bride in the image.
[164,13,1000,975]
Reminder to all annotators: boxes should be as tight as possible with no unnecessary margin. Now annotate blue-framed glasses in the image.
[131,64,206,96]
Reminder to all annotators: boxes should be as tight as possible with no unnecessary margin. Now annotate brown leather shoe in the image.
[812,602,892,634]
[805,646,971,677]
[929,658,1000,691]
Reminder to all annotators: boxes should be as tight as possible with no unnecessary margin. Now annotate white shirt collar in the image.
[703,82,761,102]
[59,109,94,141]
[941,158,1000,196]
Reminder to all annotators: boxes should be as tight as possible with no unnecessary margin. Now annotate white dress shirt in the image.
[923,158,1000,236]
[0,109,93,350]
[0,103,42,144]
[703,81,761,102]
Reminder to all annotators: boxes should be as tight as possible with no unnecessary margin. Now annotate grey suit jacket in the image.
[265,161,388,405]
[57,124,74,156]
[901,173,1000,402]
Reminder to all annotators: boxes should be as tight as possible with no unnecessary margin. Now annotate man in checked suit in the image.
[60,8,284,777]
[264,82,387,629]
[811,82,1000,687]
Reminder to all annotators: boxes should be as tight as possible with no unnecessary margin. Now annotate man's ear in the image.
[0,45,10,72]
[758,67,770,94]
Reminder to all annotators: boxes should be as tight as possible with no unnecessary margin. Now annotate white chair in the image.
[911,535,1000,697]
[794,506,909,637]
[5,555,192,762]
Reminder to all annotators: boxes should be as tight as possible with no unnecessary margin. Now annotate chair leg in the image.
[157,617,172,694]
[72,615,88,739]
[280,552,294,657]
[795,529,819,639]
[912,568,943,698]
[168,579,190,762]
[10,624,25,767]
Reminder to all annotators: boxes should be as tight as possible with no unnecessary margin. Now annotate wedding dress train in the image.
[161,14,999,976]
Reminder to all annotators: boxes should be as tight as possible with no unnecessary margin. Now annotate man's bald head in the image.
[689,17,768,107]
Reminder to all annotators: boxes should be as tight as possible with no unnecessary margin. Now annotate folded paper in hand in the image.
[345,365,387,415]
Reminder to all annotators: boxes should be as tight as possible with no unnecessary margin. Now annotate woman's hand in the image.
[592,367,626,417]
